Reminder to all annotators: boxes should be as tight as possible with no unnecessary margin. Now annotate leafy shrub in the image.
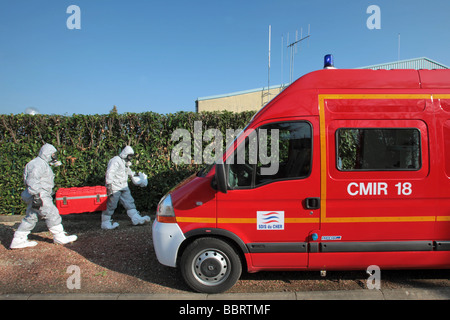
[0,111,255,215]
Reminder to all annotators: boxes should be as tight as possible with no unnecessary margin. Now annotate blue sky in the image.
[1,0,449,115]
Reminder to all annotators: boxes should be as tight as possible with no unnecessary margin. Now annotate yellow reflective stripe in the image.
[319,94,431,100]
[286,218,320,223]
[319,95,328,225]
[176,217,215,223]
[176,217,320,224]
[323,216,435,223]
[218,218,319,224]
[176,216,449,223]
[433,94,450,99]
[218,218,255,224]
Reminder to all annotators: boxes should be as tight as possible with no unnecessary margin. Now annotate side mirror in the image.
[214,163,228,194]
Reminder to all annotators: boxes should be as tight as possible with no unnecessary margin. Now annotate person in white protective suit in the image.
[101,146,150,229]
[10,144,77,249]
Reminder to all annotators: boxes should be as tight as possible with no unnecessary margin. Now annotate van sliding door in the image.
[324,119,435,244]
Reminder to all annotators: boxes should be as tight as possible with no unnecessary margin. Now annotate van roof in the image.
[291,69,450,90]
[251,69,450,123]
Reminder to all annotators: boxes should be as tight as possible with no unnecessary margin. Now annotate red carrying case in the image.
[56,186,107,215]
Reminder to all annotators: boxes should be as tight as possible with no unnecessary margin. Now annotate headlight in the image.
[156,194,176,223]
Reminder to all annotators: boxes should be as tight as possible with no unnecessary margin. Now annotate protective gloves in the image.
[106,184,113,197]
[32,195,43,209]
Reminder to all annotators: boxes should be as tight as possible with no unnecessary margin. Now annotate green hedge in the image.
[0,111,255,215]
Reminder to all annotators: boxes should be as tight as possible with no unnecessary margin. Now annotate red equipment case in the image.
[56,186,107,215]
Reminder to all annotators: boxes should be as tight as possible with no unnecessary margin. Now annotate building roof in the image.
[197,84,284,102]
[357,57,449,70]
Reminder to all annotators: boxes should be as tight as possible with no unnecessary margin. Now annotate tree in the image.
[110,106,118,114]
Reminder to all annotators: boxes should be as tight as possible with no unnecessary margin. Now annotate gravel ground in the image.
[0,213,449,295]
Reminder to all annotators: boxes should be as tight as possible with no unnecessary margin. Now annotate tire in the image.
[180,237,242,293]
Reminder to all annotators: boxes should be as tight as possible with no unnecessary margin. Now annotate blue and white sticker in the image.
[321,235,342,241]
[257,211,284,230]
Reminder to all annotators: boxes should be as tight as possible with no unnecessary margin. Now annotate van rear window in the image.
[336,128,421,171]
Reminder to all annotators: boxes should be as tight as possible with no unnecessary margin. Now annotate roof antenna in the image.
[267,25,271,102]
[287,25,311,83]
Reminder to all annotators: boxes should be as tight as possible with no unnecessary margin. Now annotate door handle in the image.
[305,197,320,210]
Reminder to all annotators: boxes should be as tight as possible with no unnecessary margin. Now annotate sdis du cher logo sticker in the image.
[257,211,284,230]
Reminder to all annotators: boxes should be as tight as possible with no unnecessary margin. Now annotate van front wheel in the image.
[180,237,242,293]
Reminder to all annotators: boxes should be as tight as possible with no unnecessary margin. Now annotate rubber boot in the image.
[49,224,77,245]
[101,214,119,230]
[10,231,38,249]
[127,209,151,225]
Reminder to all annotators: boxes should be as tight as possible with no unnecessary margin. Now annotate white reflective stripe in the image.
[56,195,107,200]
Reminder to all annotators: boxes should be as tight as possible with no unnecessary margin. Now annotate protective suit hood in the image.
[38,144,57,163]
[119,146,134,159]
[105,146,136,191]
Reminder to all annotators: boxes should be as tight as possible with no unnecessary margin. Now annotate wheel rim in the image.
[191,249,231,286]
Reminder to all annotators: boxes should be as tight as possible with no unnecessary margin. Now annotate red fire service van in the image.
[152,55,450,293]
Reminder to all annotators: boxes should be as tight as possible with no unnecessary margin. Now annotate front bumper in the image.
[152,220,186,267]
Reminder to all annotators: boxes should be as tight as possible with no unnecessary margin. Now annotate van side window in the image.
[336,128,421,171]
[228,121,312,189]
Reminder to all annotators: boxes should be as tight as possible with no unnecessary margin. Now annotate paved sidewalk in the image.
[1,287,449,300]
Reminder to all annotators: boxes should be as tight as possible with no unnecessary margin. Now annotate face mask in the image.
[50,153,62,167]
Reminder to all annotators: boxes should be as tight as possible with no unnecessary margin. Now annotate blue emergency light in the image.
[324,54,334,69]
